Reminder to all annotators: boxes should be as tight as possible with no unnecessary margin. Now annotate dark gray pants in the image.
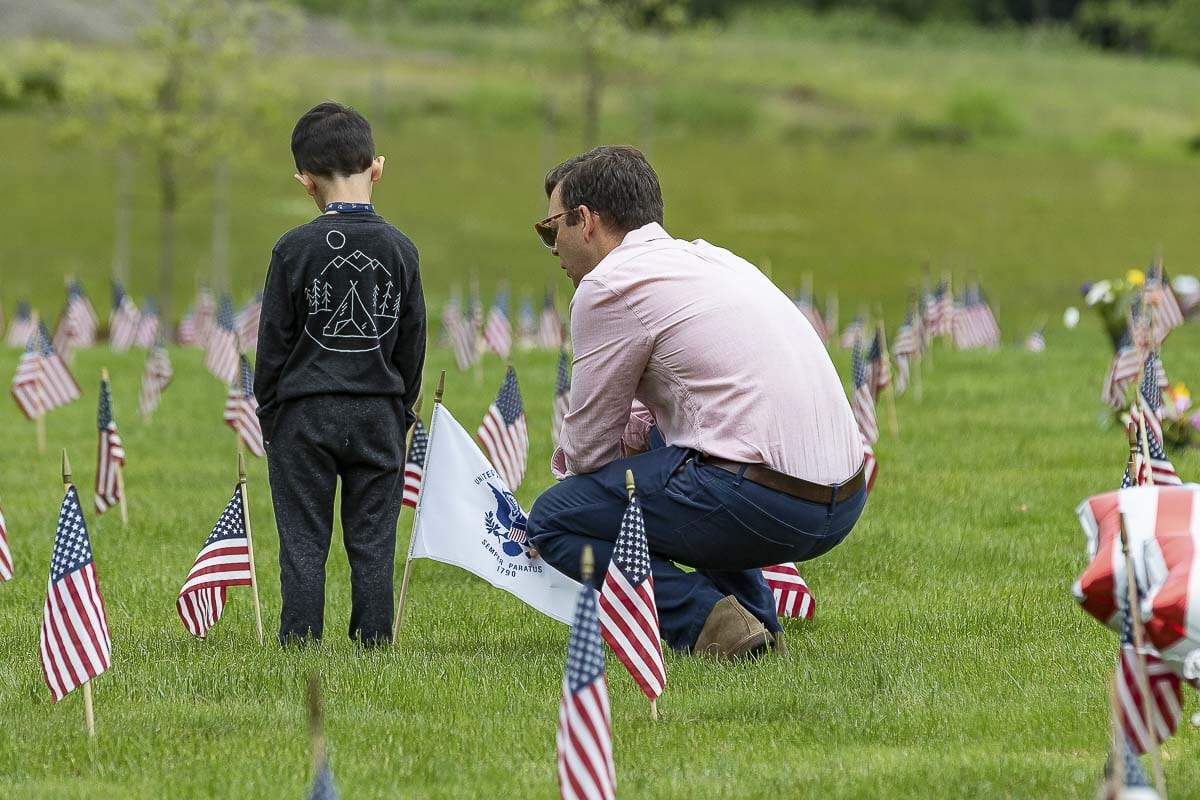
[266,394,405,644]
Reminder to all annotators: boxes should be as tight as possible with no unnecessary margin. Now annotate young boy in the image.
[255,102,425,645]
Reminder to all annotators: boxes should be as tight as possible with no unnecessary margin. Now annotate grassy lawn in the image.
[0,331,1197,798]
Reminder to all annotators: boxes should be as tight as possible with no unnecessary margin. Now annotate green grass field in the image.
[0,330,1197,798]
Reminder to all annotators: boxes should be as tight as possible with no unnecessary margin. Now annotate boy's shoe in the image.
[692,595,771,662]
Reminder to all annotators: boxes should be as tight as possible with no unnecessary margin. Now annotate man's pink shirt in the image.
[557,222,862,485]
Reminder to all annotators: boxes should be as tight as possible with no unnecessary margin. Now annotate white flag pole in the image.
[393,371,444,642]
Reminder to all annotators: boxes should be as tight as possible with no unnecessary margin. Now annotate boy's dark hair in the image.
[291,102,375,178]
[544,145,663,233]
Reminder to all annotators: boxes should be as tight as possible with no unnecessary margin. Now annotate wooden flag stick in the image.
[64,449,96,738]
[876,317,900,438]
[308,672,326,769]
[624,469,659,722]
[238,451,265,645]
[1108,677,1126,798]
[394,371,445,642]
[1136,404,1157,487]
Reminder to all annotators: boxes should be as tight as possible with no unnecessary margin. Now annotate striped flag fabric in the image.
[484,285,512,360]
[794,290,827,343]
[205,293,239,384]
[134,298,159,348]
[868,328,890,396]
[862,433,878,494]
[1103,328,1142,410]
[193,288,216,347]
[933,279,955,338]
[893,311,918,396]
[55,280,99,353]
[1115,588,1183,757]
[440,288,462,348]
[1146,263,1184,345]
[839,315,863,350]
[517,295,537,349]
[138,341,173,418]
[478,366,528,490]
[538,289,563,349]
[0,497,12,582]
[176,484,252,639]
[552,348,570,448]
[39,485,112,703]
[451,316,478,371]
[237,293,262,351]
[1130,353,1181,486]
[851,337,879,444]
[109,282,140,352]
[402,419,429,509]
[6,301,34,347]
[598,492,665,701]
[1025,326,1046,353]
[224,354,265,457]
[557,575,615,800]
[761,563,815,619]
[94,376,125,514]
[176,306,197,346]
[11,322,81,419]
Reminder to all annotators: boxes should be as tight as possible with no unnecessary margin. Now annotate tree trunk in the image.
[158,149,177,335]
[112,146,133,286]
[212,159,230,293]
[582,37,603,147]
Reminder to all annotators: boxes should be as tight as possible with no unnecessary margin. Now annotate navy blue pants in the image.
[526,431,866,652]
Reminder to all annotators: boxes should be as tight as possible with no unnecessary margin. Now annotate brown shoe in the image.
[692,596,771,662]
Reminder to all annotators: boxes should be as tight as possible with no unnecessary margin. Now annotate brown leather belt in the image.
[700,455,866,504]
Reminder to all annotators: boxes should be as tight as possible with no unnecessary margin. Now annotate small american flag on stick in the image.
[5,300,34,347]
[552,348,570,448]
[138,340,173,418]
[12,321,81,419]
[538,288,563,349]
[237,293,262,351]
[224,355,265,457]
[93,373,125,515]
[1103,328,1142,410]
[761,563,814,619]
[108,281,140,352]
[133,298,159,348]
[478,366,528,490]
[851,337,879,445]
[484,285,512,360]
[557,555,615,800]
[177,484,253,639]
[40,484,112,704]
[0,497,12,582]
[598,478,665,702]
[402,419,429,509]
[205,294,239,385]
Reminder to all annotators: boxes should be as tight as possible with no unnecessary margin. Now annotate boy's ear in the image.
[370,155,385,184]
[293,172,318,197]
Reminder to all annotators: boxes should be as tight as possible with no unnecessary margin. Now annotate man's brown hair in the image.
[544,145,664,233]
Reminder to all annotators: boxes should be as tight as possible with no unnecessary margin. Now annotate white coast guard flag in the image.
[408,403,580,624]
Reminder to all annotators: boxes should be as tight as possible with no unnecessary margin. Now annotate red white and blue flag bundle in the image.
[40,485,112,703]
[761,563,815,619]
[176,484,253,639]
[138,340,173,418]
[557,572,615,800]
[598,491,666,701]
[109,281,140,352]
[205,293,239,385]
[1130,353,1181,486]
[552,348,570,448]
[5,301,34,347]
[484,285,513,360]
[478,366,528,490]
[94,376,125,514]
[0,498,12,582]
[224,354,265,457]
[11,321,81,419]
[402,419,429,509]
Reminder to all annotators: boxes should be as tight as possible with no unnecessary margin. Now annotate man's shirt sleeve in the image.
[560,280,652,475]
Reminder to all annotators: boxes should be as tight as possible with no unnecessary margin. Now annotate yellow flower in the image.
[1126,269,1145,286]
[1171,383,1191,404]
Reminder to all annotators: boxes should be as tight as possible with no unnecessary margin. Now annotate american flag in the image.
[11,322,81,419]
[176,306,197,346]
[557,575,615,800]
[451,316,478,371]
[552,348,570,448]
[794,289,827,342]
[440,289,462,348]
[839,315,863,350]
[224,354,265,457]
[893,311,919,396]
[1103,328,1142,410]
[478,366,528,490]
[5,300,34,347]
[1025,326,1046,353]
[1115,572,1183,757]
[308,757,340,800]
[933,279,955,338]
[109,281,140,352]
[138,341,173,418]
[484,285,512,359]
[237,293,262,351]
[851,338,879,445]
[598,492,665,701]
[176,484,253,638]
[0,497,12,582]
[134,297,159,348]
[761,563,814,619]
[402,419,429,509]
[517,295,537,349]
[823,292,839,345]
[1130,357,1181,486]
[867,328,890,397]
[1146,263,1184,345]
[55,280,99,353]
[538,289,563,349]
[39,485,112,703]
[93,376,125,514]
[205,293,239,384]
[862,433,878,494]
[193,287,216,347]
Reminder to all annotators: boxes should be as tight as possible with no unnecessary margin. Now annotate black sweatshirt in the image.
[253,212,426,442]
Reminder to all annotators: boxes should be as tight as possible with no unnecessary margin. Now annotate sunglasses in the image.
[534,210,571,249]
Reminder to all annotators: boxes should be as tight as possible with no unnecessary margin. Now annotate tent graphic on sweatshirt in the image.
[323,282,378,338]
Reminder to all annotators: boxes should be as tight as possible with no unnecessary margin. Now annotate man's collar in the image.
[619,222,671,248]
